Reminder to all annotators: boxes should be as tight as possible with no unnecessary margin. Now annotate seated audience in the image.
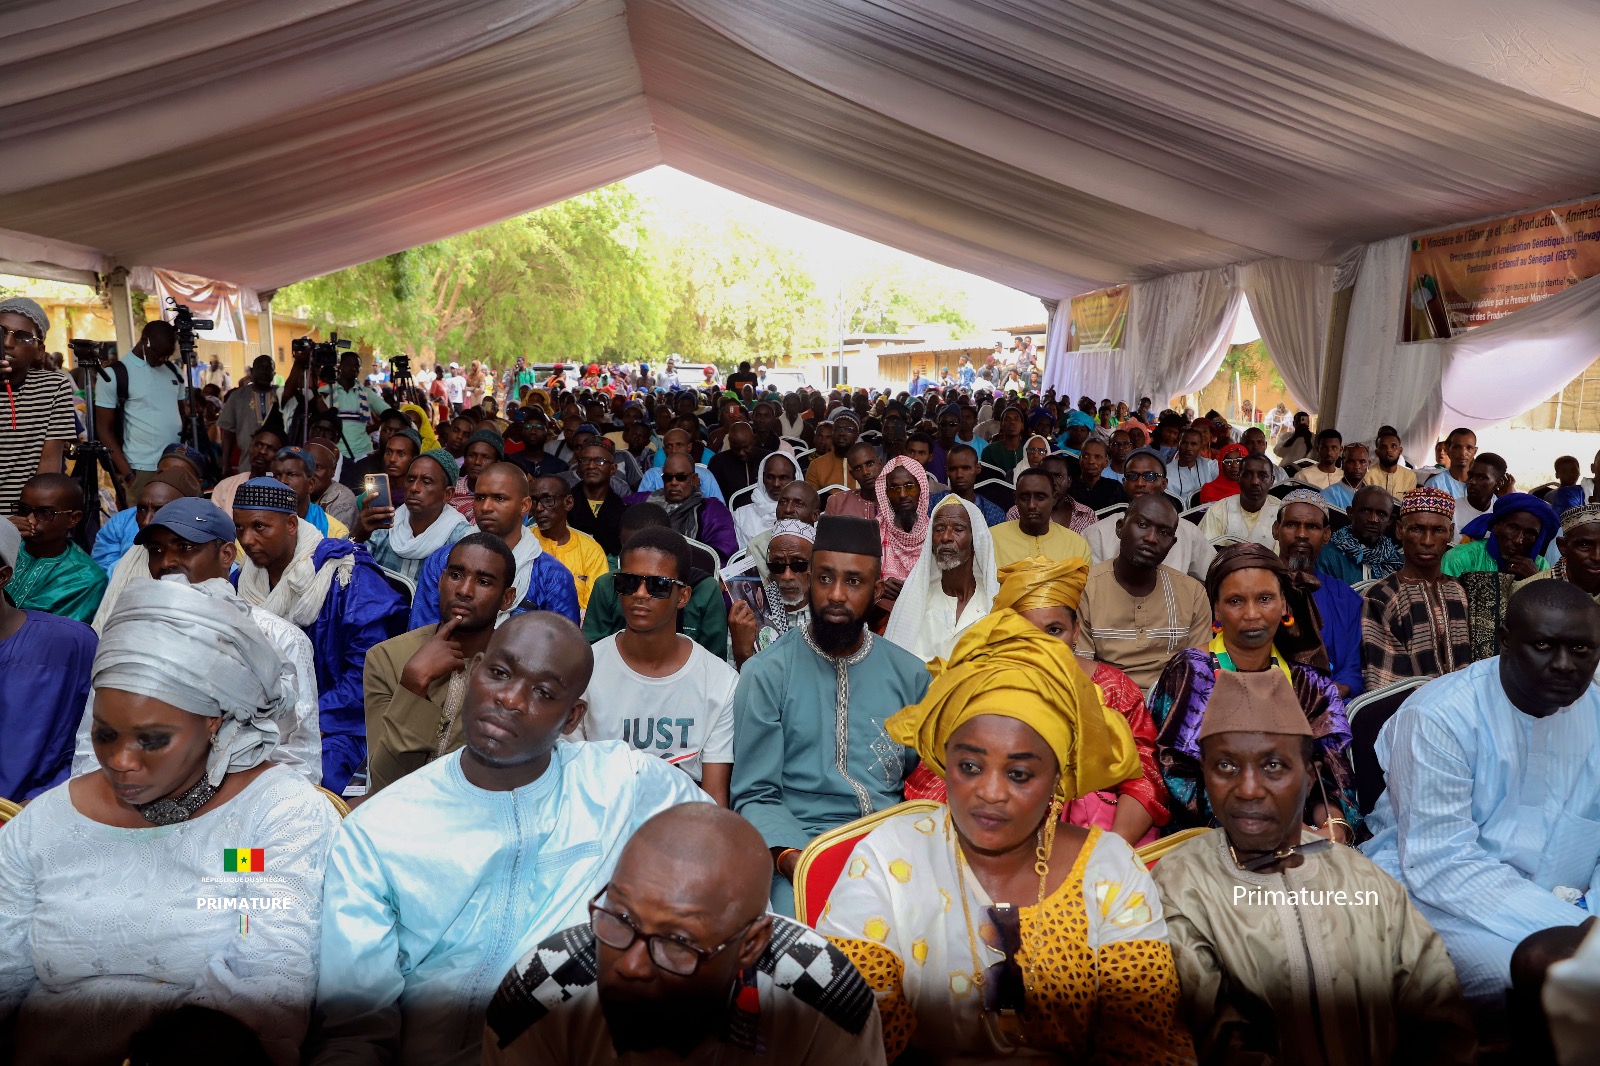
[823,442,881,520]
[88,467,203,628]
[929,442,1007,526]
[882,495,996,662]
[0,520,97,802]
[732,451,798,549]
[1274,489,1365,697]
[803,411,860,490]
[731,515,929,915]
[76,498,323,784]
[730,519,815,665]
[1153,670,1475,1064]
[991,468,1091,569]
[1077,493,1210,692]
[1086,448,1215,582]
[270,446,349,539]
[1425,426,1478,500]
[872,456,932,609]
[819,609,1193,1064]
[749,480,820,580]
[577,528,738,806]
[210,410,289,516]
[626,452,738,562]
[1362,487,1473,690]
[1196,442,1247,504]
[634,428,728,503]
[706,422,763,499]
[0,578,339,1064]
[232,476,408,791]
[1520,503,1600,604]
[485,805,884,1065]
[1296,428,1344,490]
[90,445,207,576]
[447,428,506,517]
[1198,454,1281,548]
[1444,492,1558,661]
[8,473,108,623]
[1366,428,1418,496]
[1150,543,1359,836]
[529,473,607,612]
[1363,582,1600,1032]
[1549,454,1587,515]
[355,448,471,581]
[566,441,627,560]
[411,463,578,628]
[583,503,729,656]
[311,612,708,1065]
[1318,440,1371,510]
[1168,426,1219,501]
[1038,452,1099,532]
[1317,484,1402,584]
[1074,438,1128,509]
[364,533,517,797]
[307,438,360,531]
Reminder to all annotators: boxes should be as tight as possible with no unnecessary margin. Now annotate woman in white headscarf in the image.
[732,450,799,551]
[1012,433,1052,477]
[0,577,341,1066]
[882,494,998,662]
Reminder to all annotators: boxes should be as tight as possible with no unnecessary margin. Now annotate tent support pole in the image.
[105,267,135,354]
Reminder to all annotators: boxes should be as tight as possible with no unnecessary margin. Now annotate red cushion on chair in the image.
[902,761,947,803]
[796,830,868,927]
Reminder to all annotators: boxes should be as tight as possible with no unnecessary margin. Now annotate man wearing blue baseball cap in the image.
[69,497,325,784]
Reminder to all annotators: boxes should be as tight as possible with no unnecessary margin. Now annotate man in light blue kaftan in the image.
[309,612,707,1066]
[1362,581,1600,1010]
[730,515,930,916]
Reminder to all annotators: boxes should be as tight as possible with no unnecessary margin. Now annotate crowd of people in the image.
[1,292,1598,1064]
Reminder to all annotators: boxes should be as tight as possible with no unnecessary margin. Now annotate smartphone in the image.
[725,575,767,617]
[364,474,394,527]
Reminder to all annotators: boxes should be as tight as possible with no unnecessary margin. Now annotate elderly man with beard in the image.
[627,452,738,563]
[730,519,815,667]
[483,805,883,1065]
[749,480,819,581]
[231,477,408,792]
[1363,582,1600,1050]
[824,441,881,519]
[72,497,323,783]
[1153,670,1474,1066]
[1273,489,1365,698]
[1318,484,1402,584]
[410,463,578,629]
[882,495,997,662]
[730,515,930,915]
[804,411,861,491]
[363,533,518,797]
[312,613,709,1066]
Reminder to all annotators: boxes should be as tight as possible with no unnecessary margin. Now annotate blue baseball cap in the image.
[135,498,238,546]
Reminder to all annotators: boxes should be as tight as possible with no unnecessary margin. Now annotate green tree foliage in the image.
[281,187,666,369]
[1220,339,1285,393]
[831,259,976,337]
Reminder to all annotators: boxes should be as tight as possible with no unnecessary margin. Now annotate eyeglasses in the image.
[1221,458,1244,468]
[529,493,568,509]
[981,903,1027,1016]
[661,472,694,483]
[575,455,613,467]
[768,558,809,574]
[589,888,758,977]
[614,571,687,599]
[11,503,61,522]
[1124,470,1164,483]
[1,327,42,346]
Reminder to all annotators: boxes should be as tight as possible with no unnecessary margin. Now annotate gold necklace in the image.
[948,804,1060,992]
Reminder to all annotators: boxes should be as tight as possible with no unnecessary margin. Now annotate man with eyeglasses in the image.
[484,804,884,1065]
[1086,448,1216,583]
[410,463,579,631]
[530,474,607,613]
[627,452,738,563]
[567,441,628,561]
[0,298,77,519]
[577,527,738,806]
[313,611,709,1065]
[8,473,107,624]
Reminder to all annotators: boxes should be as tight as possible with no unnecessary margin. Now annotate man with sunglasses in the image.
[578,527,738,806]
[485,804,884,1065]
[8,473,107,623]
[0,297,77,519]
[313,612,708,1065]
[627,452,738,563]
[582,503,729,657]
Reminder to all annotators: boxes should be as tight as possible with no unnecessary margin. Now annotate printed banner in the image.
[1066,284,1129,352]
[1402,196,1600,341]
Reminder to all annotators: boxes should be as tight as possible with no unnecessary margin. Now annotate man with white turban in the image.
[882,495,997,662]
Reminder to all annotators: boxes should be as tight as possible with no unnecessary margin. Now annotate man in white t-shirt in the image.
[578,525,737,805]
[445,363,468,413]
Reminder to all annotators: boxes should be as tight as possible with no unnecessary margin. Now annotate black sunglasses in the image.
[768,558,809,574]
[1124,470,1164,483]
[11,503,62,522]
[614,571,687,599]
[661,472,694,483]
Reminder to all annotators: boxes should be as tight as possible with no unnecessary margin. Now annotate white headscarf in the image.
[93,576,294,785]
[386,504,469,568]
[734,451,799,550]
[236,517,353,626]
[1012,433,1052,476]
[882,494,997,662]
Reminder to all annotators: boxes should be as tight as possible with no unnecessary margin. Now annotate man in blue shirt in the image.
[1273,489,1364,698]
[93,322,185,495]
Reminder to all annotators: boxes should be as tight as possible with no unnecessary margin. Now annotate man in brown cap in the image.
[1152,669,1475,1065]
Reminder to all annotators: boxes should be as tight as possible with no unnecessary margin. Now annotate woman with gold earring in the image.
[817,610,1196,1064]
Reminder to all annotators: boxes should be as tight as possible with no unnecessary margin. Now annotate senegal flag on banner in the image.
[224,848,265,872]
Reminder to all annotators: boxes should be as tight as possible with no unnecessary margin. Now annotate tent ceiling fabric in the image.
[2,0,1599,298]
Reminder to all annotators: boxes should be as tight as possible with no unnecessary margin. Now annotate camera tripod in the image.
[65,342,123,551]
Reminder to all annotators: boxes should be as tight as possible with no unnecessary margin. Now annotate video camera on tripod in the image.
[64,338,121,549]
[293,333,352,387]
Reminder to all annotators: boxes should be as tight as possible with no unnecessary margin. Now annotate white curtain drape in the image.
[1127,266,1243,403]
[1241,259,1335,412]
[1040,298,1135,403]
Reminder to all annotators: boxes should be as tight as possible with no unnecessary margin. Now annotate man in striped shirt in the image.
[0,297,77,517]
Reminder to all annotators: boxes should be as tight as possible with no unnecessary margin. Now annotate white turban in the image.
[92,576,293,785]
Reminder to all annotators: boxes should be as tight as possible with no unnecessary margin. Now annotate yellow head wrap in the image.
[886,610,1140,805]
[398,403,441,452]
[993,556,1088,614]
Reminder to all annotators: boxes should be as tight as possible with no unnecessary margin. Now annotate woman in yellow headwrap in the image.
[398,402,441,453]
[817,610,1196,1065]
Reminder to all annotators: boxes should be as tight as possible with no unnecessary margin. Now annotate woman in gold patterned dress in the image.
[817,609,1196,1064]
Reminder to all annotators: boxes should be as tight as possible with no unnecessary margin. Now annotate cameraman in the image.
[285,347,388,485]
[93,321,185,495]
[0,298,77,518]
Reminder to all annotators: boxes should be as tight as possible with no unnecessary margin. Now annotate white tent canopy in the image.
[6,0,1600,441]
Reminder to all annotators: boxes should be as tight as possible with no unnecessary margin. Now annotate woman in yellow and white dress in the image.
[817,609,1196,1064]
